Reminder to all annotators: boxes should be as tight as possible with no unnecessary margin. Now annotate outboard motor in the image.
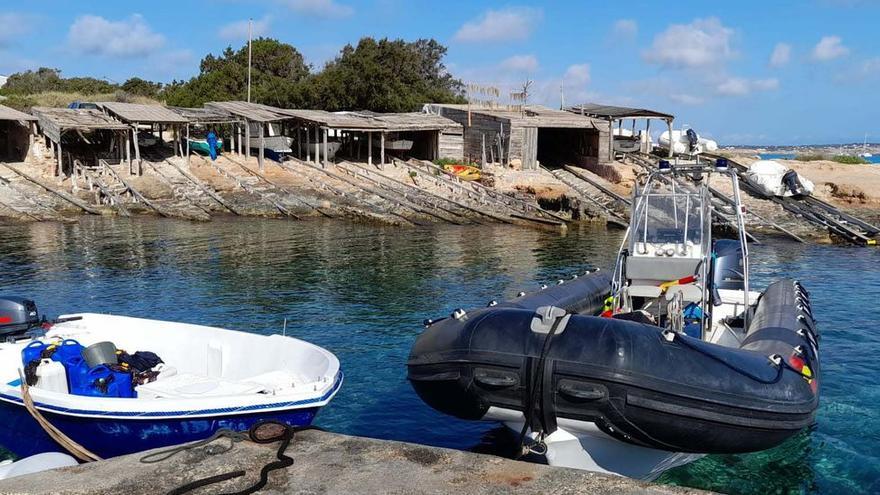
[686,128,699,152]
[781,169,807,197]
[711,240,745,294]
[0,297,40,338]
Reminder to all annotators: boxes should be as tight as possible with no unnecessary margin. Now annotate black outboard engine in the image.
[781,169,807,197]
[686,128,699,152]
[711,239,745,302]
[0,297,40,338]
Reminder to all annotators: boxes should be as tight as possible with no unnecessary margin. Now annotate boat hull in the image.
[407,274,819,477]
[0,370,341,458]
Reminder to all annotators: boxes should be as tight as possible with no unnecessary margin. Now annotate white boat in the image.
[0,453,77,480]
[745,160,815,197]
[249,123,295,157]
[0,304,341,459]
[659,129,718,155]
[859,133,872,158]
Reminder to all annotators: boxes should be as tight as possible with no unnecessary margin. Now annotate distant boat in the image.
[860,133,872,158]
[658,129,718,155]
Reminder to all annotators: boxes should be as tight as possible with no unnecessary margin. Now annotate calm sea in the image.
[759,153,880,164]
[0,217,877,494]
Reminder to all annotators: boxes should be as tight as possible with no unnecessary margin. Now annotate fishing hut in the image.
[275,109,463,166]
[565,103,675,160]
[167,106,243,165]
[30,107,130,177]
[423,103,609,169]
[204,101,290,171]
[97,102,190,174]
[0,104,36,163]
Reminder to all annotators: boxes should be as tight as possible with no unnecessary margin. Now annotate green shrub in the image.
[831,155,869,164]
[794,153,827,161]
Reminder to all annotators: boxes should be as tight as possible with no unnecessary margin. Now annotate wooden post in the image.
[125,131,132,174]
[645,119,651,154]
[667,119,674,158]
[245,120,251,158]
[186,123,191,166]
[498,122,505,166]
[481,133,486,165]
[380,132,385,168]
[314,126,320,165]
[28,123,35,158]
[297,125,302,158]
[608,118,614,162]
[322,128,329,168]
[259,123,265,171]
[132,127,142,175]
[367,131,372,166]
[159,124,163,142]
[56,140,62,177]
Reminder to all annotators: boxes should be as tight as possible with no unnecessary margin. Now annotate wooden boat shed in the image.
[423,104,610,170]
[30,107,130,177]
[97,102,191,174]
[0,104,37,163]
[204,101,290,170]
[566,103,675,159]
[167,106,244,165]
[275,109,463,166]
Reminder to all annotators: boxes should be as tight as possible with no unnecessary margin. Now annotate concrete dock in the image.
[0,430,709,494]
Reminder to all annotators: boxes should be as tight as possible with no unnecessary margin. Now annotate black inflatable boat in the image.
[407,161,820,479]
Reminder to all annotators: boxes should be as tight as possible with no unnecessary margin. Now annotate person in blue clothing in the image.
[206,129,218,161]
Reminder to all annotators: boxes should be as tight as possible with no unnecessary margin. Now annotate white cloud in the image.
[861,57,880,75]
[612,19,638,40]
[563,64,591,87]
[500,54,538,73]
[279,0,354,19]
[643,17,735,69]
[68,14,165,58]
[812,35,849,61]
[218,17,271,41]
[669,93,704,106]
[0,12,35,47]
[769,43,791,68]
[716,77,779,96]
[453,7,541,43]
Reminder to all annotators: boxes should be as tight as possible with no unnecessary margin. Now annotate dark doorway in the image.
[0,122,29,162]
[536,127,600,169]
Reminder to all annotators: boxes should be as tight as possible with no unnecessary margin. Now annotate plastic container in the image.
[70,365,135,398]
[64,357,91,393]
[53,339,85,364]
[82,342,117,368]
[21,341,48,367]
[34,359,68,393]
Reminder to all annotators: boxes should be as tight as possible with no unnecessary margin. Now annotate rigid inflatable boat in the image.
[408,160,819,480]
[0,305,342,459]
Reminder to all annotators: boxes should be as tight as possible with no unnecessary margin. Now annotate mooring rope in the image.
[17,369,102,462]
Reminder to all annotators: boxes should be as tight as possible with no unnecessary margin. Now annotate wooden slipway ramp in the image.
[1,163,100,216]
[545,165,629,228]
[143,155,240,216]
[0,163,69,222]
[104,161,212,221]
[400,159,567,229]
[188,155,286,217]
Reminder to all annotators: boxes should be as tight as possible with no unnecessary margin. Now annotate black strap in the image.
[516,314,565,457]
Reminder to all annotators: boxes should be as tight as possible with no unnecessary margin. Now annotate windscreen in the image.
[632,192,704,246]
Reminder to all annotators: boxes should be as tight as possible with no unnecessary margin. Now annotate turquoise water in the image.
[0,217,876,494]
[759,152,880,164]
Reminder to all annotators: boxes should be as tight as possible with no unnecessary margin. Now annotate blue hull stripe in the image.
[0,370,342,419]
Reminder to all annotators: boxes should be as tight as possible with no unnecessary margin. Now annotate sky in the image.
[1,0,879,145]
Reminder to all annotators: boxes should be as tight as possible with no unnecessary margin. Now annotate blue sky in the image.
[1,0,879,145]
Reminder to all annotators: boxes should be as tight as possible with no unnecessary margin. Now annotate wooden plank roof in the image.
[31,107,130,143]
[98,102,189,124]
[425,104,605,129]
[566,103,674,121]
[204,101,289,122]
[0,104,36,122]
[276,109,461,131]
[167,106,240,124]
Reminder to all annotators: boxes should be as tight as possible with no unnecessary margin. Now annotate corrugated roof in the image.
[425,104,604,129]
[566,103,674,120]
[0,104,36,122]
[31,107,130,143]
[205,101,289,122]
[98,102,189,124]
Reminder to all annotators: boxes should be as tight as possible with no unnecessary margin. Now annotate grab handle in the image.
[558,380,606,401]
[474,369,517,388]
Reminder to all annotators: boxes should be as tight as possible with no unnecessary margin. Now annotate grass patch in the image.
[0,91,160,111]
[831,155,869,164]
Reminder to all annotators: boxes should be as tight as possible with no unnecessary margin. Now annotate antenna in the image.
[247,18,253,103]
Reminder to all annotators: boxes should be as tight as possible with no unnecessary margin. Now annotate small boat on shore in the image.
[185,136,224,155]
[442,164,481,181]
[408,159,819,480]
[0,300,342,459]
